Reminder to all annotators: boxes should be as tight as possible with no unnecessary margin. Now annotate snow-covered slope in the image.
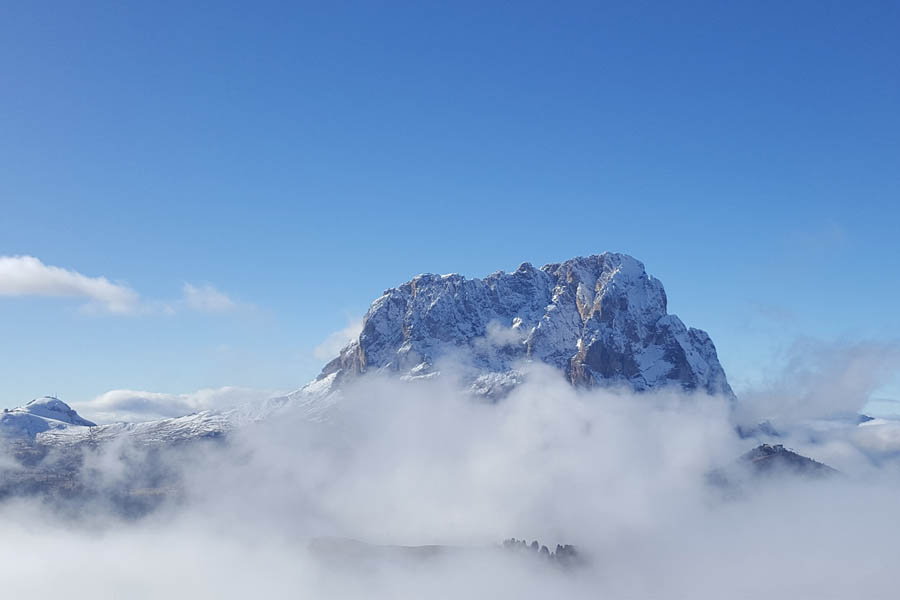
[37,409,232,447]
[317,253,733,397]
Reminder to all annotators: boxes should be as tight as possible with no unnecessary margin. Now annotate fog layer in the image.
[1,364,898,599]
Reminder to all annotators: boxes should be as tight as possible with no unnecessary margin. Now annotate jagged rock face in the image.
[319,253,733,397]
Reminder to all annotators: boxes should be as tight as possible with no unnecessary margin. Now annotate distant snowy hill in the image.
[1,396,96,437]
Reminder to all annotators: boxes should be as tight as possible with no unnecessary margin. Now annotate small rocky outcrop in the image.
[739,443,839,477]
[502,538,580,566]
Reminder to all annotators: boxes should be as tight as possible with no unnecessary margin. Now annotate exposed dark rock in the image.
[739,443,838,478]
[708,443,839,494]
[502,538,581,566]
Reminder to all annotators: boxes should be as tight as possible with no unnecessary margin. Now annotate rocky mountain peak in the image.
[317,253,733,397]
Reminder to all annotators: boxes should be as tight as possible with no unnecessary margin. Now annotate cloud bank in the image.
[2,363,900,599]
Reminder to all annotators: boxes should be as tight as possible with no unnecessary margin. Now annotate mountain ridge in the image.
[317,253,733,398]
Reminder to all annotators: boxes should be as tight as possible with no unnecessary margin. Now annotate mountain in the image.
[0,396,96,438]
[317,253,733,397]
[738,443,838,478]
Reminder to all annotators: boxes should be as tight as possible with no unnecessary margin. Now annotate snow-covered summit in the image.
[1,396,96,437]
[317,253,733,397]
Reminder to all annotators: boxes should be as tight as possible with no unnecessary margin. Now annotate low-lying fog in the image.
[2,362,899,599]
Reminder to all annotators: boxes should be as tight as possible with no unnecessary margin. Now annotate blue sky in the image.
[1,1,898,410]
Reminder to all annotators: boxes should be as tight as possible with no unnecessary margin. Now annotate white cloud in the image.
[483,320,528,347]
[854,418,900,455]
[0,255,139,314]
[0,255,241,316]
[73,386,274,423]
[182,283,237,313]
[314,318,363,360]
[734,338,900,426]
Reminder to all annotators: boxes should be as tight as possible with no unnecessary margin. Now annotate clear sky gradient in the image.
[1,2,898,408]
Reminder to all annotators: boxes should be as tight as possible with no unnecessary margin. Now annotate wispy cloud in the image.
[0,255,139,314]
[788,220,850,255]
[314,318,363,360]
[735,338,900,425]
[749,302,796,326]
[0,255,240,316]
[181,283,237,313]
